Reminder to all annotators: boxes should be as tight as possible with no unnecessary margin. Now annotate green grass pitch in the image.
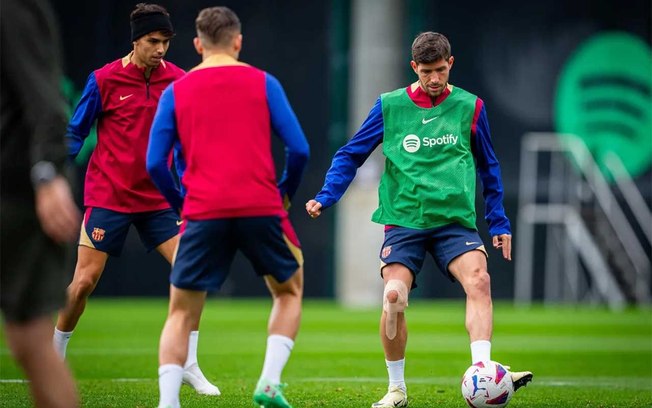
[1,299,651,407]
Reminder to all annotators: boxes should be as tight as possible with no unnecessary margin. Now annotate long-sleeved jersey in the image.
[1,0,68,201]
[147,64,309,220]
[66,55,185,212]
[314,84,511,237]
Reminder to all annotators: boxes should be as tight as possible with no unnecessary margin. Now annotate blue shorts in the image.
[171,215,303,291]
[379,223,487,287]
[79,207,180,256]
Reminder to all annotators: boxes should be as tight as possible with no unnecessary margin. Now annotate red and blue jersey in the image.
[66,55,185,212]
[314,85,511,237]
[147,64,309,220]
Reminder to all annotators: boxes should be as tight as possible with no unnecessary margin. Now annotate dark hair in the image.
[195,6,241,47]
[131,3,169,19]
[411,32,451,64]
[130,3,174,38]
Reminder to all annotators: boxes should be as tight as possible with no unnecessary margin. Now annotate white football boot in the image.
[504,365,533,391]
[182,363,221,395]
[371,385,408,408]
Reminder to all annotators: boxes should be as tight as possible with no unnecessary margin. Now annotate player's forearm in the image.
[313,155,360,210]
[485,198,511,237]
[30,113,68,171]
[314,99,384,209]
[278,147,310,201]
[479,162,511,235]
[147,160,183,212]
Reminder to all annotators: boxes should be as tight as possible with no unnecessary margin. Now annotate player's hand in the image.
[35,176,82,243]
[492,234,512,261]
[305,199,322,219]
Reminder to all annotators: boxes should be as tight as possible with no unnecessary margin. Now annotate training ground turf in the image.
[1,299,650,407]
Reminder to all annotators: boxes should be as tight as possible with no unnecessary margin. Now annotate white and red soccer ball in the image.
[461,361,514,408]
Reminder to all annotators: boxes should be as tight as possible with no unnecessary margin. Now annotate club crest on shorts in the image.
[382,245,392,258]
[92,227,105,242]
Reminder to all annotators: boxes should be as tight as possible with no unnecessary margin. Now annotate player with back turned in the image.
[147,6,309,408]
[306,32,533,408]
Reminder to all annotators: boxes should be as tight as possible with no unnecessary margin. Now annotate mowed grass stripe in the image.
[1,299,650,407]
[2,376,649,388]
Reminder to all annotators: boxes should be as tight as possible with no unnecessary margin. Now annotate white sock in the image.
[184,331,199,369]
[470,340,491,363]
[260,334,294,384]
[158,364,183,408]
[53,328,73,359]
[386,358,406,392]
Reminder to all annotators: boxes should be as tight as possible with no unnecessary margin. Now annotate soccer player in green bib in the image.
[306,32,532,408]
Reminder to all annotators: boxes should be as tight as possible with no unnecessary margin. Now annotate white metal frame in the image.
[514,133,651,309]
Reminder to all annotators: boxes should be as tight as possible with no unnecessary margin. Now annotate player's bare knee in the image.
[268,269,303,299]
[464,269,490,297]
[176,311,197,325]
[70,277,97,300]
[272,284,302,301]
[476,270,490,290]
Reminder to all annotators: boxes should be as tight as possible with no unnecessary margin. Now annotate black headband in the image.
[130,13,174,42]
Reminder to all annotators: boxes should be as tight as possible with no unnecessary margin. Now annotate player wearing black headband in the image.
[53,3,221,397]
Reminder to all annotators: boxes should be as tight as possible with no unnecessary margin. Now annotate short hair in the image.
[411,32,451,64]
[195,7,241,48]
[130,3,173,37]
[131,3,169,19]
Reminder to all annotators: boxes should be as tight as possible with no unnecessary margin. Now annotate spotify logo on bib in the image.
[403,134,421,153]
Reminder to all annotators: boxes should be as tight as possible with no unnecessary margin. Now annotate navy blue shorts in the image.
[79,207,180,256]
[171,215,303,291]
[379,223,487,286]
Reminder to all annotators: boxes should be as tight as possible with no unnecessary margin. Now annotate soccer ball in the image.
[461,361,513,408]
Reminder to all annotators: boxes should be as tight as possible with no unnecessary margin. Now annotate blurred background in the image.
[53,0,651,308]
